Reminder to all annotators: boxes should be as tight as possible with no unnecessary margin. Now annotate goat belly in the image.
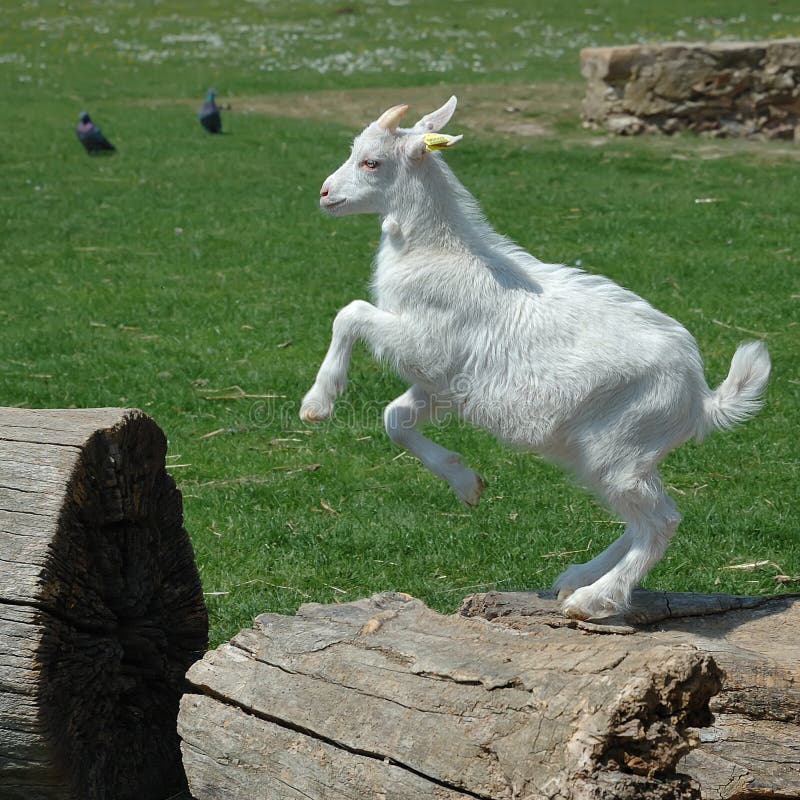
[453,310,704,452]
[457,373,580,447]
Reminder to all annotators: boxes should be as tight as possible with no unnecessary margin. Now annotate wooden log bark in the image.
[0,407,208,800]
[459,589,800,799]
[179,591,723,800]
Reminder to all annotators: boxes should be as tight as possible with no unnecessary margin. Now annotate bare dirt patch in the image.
[150,81,585,139]
[143,81,800,159]
[235,82,584,137]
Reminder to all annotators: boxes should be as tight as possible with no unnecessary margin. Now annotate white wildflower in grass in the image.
[161,33,225,49]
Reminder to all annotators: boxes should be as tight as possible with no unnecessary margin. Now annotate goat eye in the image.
[362,159,380,170]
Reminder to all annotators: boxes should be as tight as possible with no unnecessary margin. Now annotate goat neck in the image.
[383,155,493,256]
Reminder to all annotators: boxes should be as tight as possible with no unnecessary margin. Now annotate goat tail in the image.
[698,340,771,441]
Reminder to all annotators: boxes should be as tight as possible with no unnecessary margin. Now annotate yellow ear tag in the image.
[424,133,463,151]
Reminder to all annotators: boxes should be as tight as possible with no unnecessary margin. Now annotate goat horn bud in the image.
[376,103,409,131]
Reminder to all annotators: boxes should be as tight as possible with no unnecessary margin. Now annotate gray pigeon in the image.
[199,88,222,134]
[75,111,116,154]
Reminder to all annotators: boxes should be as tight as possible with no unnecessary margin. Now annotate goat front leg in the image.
[301,300,399,422]
[385,385,484,507]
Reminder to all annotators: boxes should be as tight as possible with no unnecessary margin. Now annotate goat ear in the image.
[405,135,430,162]
[409,95,458,134]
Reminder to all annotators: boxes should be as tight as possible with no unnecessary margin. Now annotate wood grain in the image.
[461,588,800,799]
[0,407,207,800]
[180,592,721,800]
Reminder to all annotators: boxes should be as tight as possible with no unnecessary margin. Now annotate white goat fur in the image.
[301,96,771,620]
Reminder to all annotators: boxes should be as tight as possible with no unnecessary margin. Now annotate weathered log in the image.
[460,589,800,799]
[179,591,724,800]
[0,407,207,800]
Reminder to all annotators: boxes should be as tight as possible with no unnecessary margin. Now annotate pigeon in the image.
[199,88,222,134]
[75,111,116,155]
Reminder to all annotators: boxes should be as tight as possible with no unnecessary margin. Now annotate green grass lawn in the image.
[2,1,799,646]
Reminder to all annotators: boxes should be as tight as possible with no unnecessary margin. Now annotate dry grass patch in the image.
[142,81,586,140]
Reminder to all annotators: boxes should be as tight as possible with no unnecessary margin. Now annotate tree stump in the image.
[0,407,207,800]
[460,589,800,799]
[179,591,725,800]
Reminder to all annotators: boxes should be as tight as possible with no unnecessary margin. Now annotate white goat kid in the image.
[300,96,771,620]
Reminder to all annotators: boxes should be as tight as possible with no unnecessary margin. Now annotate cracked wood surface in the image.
[460,589,800,799]
[180,592,721,800]
[0,407,208,800]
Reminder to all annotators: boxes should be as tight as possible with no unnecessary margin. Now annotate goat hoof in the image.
[561,591,594,620]
[553,584,575,600]
[563,606,591,621]
[454,471,483,507]
[561,586,622,621]
[553,563,593,599]
[300,396,332,422]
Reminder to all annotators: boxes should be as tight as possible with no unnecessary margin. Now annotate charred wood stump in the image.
[179,591,723,800]
[460,589,800,799]
[0,407,207,800]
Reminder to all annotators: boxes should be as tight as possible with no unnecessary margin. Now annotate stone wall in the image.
[580,38,800,139]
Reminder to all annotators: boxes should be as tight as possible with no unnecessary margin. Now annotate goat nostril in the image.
[320,187,329,198]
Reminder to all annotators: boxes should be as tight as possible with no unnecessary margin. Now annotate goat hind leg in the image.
[561,485,681,620]
[553,529,633,600]
[385,386,483,506]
